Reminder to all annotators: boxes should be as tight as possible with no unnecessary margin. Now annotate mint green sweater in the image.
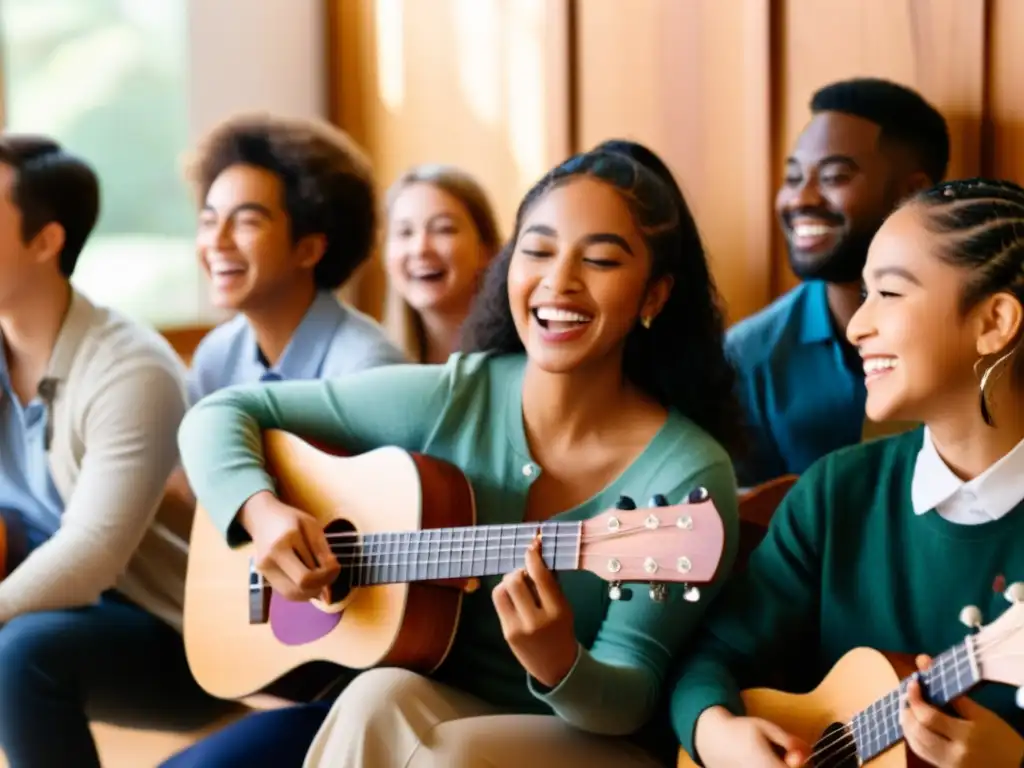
[178,352,739,738]
[672,428,1024,759]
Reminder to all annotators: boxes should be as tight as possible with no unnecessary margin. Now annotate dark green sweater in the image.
[672,427,1024,758]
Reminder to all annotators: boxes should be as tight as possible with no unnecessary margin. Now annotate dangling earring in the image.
[974,349,1015,427]
[640,316,652,330]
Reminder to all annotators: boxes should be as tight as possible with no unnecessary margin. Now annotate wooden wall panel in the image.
[987,0,1024,183]
[576,0,774,325]
[329,0,1024,326]
[775,0,986,293]
[329,0,572,319]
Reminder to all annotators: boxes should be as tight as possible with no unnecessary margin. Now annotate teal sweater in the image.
[178,352,739,739]
[672,428,1024,759]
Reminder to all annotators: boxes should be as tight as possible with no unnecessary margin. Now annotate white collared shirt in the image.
[911,427,1024,524]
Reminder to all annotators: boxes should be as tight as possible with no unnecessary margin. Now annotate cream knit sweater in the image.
[0,290,189,631]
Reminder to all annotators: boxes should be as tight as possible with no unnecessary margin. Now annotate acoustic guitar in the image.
[0,508,28,580]
[183,430,728,700]
[678,587,1024,767]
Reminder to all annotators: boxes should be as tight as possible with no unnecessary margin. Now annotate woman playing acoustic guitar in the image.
[164,147,745,767]
[674,178,1024,768]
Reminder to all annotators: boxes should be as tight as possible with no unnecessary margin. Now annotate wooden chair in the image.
[735,475,798,570]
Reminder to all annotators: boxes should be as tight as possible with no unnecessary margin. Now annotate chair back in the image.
[735,475,798,570]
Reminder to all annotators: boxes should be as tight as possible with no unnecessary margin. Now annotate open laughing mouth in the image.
[863,355,898,383]
[531,306,594,342]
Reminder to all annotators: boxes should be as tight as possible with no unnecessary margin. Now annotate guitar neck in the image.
[851,639,980,763]
[336,520,582,586]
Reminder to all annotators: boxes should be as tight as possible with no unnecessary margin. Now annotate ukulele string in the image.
[802,615,1024,767]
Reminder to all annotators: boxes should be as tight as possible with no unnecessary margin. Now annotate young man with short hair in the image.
[0,136,220,767]
[186,113,406,402]
[727,78,950,486]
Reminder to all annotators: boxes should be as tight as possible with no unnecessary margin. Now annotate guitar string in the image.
[320,523,687,550]
[318,517,703,542]
[803,642,985,767]
[756,621,1024,767]
[800,617,1024,767]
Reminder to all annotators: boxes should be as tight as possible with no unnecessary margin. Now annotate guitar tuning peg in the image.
[687,486,709,503]
[1004,582,1024,604]
[682,584,701,603]
[648,494,669,507]
[649,583,668,603]
[616,495,636,510]
[958,605,983,631]
[1017,686,1024,710]
[608,581,632,601]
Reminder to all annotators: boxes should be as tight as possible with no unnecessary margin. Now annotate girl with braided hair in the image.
[672,177,1024,768]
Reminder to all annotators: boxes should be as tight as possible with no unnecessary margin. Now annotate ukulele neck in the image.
[342,520,582,586]
[851,639,980,762]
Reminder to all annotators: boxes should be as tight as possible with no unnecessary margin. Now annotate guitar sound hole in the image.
[808,722,859,768]
[323,518,357,604]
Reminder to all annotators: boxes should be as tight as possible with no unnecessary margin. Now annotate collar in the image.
[247,291,346,380]
[47,289,98,381]
[911,427,1024,520]
[798,281,836,344]
[0,288,97,386]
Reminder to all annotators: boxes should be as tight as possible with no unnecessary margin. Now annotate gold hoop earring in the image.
[641,316,652,330]
[974,349,1015,427]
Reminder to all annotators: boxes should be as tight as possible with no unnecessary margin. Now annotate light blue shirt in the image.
[725,281,866,487]
[188,291,407,403]
[0,348,65,553]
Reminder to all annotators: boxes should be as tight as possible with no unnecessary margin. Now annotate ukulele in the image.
[183,430,728,700]
[677,587,1024,768]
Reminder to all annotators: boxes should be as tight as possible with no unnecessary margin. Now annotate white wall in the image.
[186,0,327,142]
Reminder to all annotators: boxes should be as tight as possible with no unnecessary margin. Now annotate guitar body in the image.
[0,507,27,580]
[678,646,1009,768]
[184,432,476,700]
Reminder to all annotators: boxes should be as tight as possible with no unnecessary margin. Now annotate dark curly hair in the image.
[461,146,745,455]
[185,113,376,290]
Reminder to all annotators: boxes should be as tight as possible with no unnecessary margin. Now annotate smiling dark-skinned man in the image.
[727,78,950,487]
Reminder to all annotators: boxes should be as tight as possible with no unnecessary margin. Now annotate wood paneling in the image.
[576,0,774,325]
[987,0,1024,183]
[328,0,572,319]
[774,0,987,293]
[330,0,1024,324]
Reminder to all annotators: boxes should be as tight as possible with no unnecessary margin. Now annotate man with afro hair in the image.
[186,113,405,403]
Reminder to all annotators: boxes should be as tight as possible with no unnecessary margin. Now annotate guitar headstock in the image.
[579,487,724,604]
[972,582,1024,697]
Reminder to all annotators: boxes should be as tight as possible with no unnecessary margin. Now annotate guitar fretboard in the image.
[844,640,978,763]
[333,520,582,586]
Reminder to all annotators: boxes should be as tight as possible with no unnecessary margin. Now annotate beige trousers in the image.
[302,668,664,768]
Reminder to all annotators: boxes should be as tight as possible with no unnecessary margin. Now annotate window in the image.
[0,0,206,327]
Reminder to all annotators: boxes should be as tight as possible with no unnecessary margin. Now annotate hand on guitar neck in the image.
[238,490,341,603]
[900,653,1023,768]
[689,590,1024,768]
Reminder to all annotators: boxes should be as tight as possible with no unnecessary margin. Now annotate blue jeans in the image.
[160,701,334,768]
[0,593,232,768]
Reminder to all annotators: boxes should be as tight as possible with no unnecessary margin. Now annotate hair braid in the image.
[912,177,1024,388]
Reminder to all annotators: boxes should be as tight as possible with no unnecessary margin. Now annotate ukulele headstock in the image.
[971,582,1024,699]
[579,487,725,604]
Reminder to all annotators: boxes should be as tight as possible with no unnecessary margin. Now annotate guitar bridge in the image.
[248,558,271,624]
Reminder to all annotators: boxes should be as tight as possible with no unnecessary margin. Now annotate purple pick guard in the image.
[269,591,341,645]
